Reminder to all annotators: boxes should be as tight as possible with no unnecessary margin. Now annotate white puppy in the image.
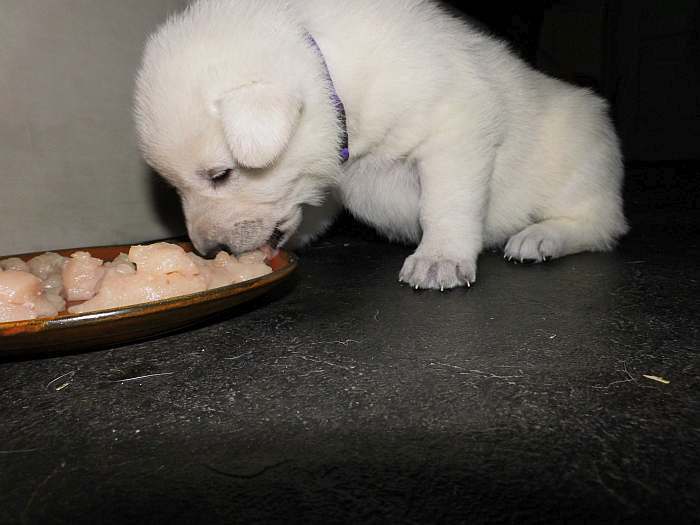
[134,0,628,290]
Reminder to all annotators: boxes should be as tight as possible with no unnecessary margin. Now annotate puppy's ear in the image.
[217,83,302,168]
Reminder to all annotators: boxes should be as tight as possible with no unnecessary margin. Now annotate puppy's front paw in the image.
[399,254,476,290]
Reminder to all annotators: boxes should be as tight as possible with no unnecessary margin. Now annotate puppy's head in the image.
[134,1,341,255]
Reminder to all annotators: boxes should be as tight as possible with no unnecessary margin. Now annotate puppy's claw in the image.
[400,253,477,291]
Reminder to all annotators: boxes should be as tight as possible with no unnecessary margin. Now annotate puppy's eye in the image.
[207,168,233,186]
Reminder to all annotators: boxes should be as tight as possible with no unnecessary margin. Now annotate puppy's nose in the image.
[204,244,230,258]
[190,235,220,258]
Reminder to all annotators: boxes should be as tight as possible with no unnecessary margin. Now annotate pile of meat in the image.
[0,242,272,322]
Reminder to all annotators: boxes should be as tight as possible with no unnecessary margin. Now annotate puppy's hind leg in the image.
[504,133,628,263]
[504,215,622,263]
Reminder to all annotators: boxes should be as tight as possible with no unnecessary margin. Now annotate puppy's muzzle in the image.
[192,219,270,256]
[223,219,269,254]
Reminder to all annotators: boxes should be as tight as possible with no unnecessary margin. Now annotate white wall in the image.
[0,0,188,255]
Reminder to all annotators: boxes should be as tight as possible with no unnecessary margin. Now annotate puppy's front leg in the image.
[399,147,493,290]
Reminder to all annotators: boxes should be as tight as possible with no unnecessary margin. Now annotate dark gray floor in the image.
[1,168,698,524]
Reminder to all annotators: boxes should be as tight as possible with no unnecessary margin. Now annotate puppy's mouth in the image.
[266,207,302,252]
[260,226,286,260]
[268,227,284,249]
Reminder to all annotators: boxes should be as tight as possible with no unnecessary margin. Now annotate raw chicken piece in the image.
[228,261,272,282]
[30,295,62,318]
[208,251,271,287]
[186,251,271,289]
[69,244,209,313]
[186,252,214,284]
[206,252,243,289]
[69,266,207,314]
[0,270,61,322]
[44,292,66,312]
[27,252,66,279]
[62,252,106,301]
[162,271,208,296]
[28,252,67,297]
[0,270,44,304]
[0,302,36,323]
[0,257,29,273]
[105,253,135,271]
[41,272,64,295]
[129,243,199,277]
[238,251,266,264]
[68,244,210,314]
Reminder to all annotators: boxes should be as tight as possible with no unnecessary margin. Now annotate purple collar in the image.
[306,34,349,163]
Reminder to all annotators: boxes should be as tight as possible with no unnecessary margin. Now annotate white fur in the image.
[134,0,629,289]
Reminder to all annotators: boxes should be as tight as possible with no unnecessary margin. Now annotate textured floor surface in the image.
[1,167,698,524]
